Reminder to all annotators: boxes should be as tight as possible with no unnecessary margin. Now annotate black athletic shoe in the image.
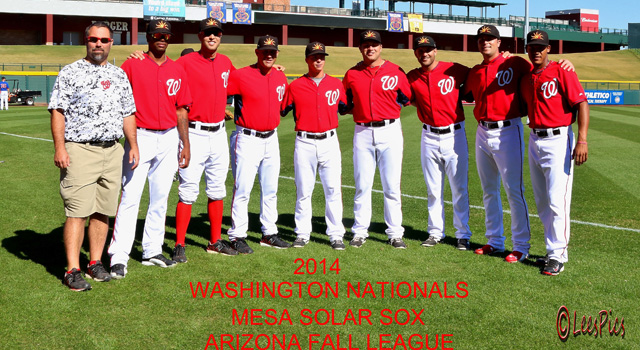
[207,240,238,256]
[543,259,564,276]
[86,261,111,282]
[260,235,291,249]
[231,238,254,254]
[456,239,470,251]
[142,254,177,268]
[292,237,309,248]
[388,238,407,249]
[536,254,549,266]
[63,268,92,292]
[172,244,187,263]
[349,236,366,248]
[110,264,127,279]
[421,236,439,247]
[330,239,346,250]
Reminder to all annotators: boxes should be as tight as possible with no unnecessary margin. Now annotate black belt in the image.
[534,128,562,137]
[480,120,512,129]
[356,119,396,127]
[243,129,275,138]
[69,140,117,148]
[297,130,335,140]
[138,127,170,132]
[423,123,461,135]
[189,121,224,132]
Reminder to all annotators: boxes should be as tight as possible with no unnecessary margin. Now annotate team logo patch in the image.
[364,31,376,38]
[155,21,169,30]
[276,84,286,102]
[101,80,111,90]
[541,79,558,99]
[479,26,491,34]
[313,43,323,51]
[438,76,455,95]
[207,18,218,26]
[531,31,544,40]
[381,75,398,91]
[264,37,276,46]
[495,68,513,87]
[418,37,430,44]
[325,89,340,106]
[166,79,181,96]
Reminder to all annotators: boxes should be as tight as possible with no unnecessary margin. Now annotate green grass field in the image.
[0,102,638,349]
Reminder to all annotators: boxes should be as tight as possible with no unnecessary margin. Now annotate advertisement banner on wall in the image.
[585,90,624,105]
[232,3,252,25]
[387,13,404,32]
[143,0,186,22]
[207,2,227,23]
[408,14,423,33]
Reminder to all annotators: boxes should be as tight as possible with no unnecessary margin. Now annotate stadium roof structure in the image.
[395,0,507,8]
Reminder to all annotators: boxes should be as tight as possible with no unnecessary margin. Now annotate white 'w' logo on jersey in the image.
[541,79,558,99]
[495,68,513,87]
[325,89,340,106]
[167,79,181,96]
[276,84,286,102]
[221,71,230,88]
[381,75,398,91]
[437,76,455,95]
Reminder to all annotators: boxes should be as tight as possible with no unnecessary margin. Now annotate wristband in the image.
[577,141,587,145]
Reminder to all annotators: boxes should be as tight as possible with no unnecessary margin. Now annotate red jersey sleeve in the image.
[559,68,587,107]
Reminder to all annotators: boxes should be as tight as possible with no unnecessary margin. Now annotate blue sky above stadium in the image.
[291,0,638,30]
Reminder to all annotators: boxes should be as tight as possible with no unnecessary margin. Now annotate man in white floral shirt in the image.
[49,21,139,292]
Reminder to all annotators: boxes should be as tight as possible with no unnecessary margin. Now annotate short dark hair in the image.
[85,21,113,39]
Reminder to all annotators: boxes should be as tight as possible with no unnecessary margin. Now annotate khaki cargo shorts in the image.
[60,142,124,218]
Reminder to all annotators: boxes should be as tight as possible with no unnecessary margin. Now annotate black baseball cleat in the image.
[172,244,188,263]
[292,237,309,248]
[330,239,346,250]
[63,268,92,292]
[456,239,470,251]
[142,254,177,268]
[388,238,407,249]
[230,238,254,254]
[349,236,366,248]
[86,261,112,282]
[421,236,439,247]
[542,259,564,276]
[110,264,127,279]
[207,240,238,256]
[260,235,291,249]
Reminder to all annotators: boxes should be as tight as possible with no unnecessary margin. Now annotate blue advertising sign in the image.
[387,13,404,32]
[232,3,252,25]
[585,90,624,105]
[143,0,186,22]
[207,2,226,23]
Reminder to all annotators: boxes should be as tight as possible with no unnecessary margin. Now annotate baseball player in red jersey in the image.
[520,30,589,276]
[281,42,348,250]
[227,35,291,253]
[171,18,239,261]
[108,20,192,277]
[406,35,473,251]
[342,30,412,249]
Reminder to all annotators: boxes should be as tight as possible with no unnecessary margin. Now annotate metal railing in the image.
[0,63,65,72]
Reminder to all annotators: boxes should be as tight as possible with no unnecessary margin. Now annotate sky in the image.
[290,0,638,30]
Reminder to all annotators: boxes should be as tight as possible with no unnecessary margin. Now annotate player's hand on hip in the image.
[54,148,70,169]
[573,143,588,166]
[128,50,145,60]
[128,145,140,170]
[179,145,191,168]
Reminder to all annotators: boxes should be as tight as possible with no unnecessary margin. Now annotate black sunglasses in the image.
[86,36,112,44]
[151,33,172,41]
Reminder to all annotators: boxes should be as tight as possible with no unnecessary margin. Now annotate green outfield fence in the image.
[2,70,639,105]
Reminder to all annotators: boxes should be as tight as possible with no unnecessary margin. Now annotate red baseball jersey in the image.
[407,62,470,127]
[227,65,288,131]
[466,55,532,122]
[520,61,587,129]
[342,60,411,123]
[121,54,192,130]
[281,74,347,133]
[176,52,235,124]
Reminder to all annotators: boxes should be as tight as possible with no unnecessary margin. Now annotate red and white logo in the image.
[166,79,181,96]
[438,76,455,95]
[101,80,111,90]
[221,70,229,88]
[541,79,558,99]
[276,84,286,102]
[381,75,398,91]
[325,89,340,106]
[496,68,513,87]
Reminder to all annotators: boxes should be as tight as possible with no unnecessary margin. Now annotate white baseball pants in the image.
[421,122,472,240]
[228,127,280,239]
[109,127,179,266]
[529,125,574,263]
[178,122,229,204]
[0,91,8,110]
[475,118,531,253]
[352,120,404,239]
[294,130,345,241]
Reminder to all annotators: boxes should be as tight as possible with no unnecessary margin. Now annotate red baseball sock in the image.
[175,201,192,246]
[208,199,223,243]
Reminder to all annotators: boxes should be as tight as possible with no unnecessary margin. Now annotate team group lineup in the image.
[49,18,589,292]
